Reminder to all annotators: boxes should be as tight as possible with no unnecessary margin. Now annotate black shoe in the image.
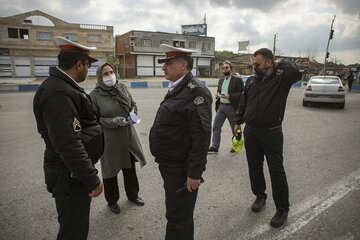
[270,209,288,228]
[109,203,121,214]
[251,194,266,212]
[230,148,236,153]
[208,146,218,153]
[129,196,144,206]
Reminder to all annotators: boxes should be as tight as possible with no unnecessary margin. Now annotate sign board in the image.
[238,41,249,51]
[278,56,310,67]
[181,24,207,36]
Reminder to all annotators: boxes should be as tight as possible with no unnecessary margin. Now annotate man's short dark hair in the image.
[177,55,194,71]
[58,52,87,70]
[254,48,274,63]
[223,60,232,70]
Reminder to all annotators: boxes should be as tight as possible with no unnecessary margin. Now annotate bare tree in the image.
[304,42,318,61]
[331,55,342,65]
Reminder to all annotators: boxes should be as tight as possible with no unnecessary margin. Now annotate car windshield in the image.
[311,77,339,84]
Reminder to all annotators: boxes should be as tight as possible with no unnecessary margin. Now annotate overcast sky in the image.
[1,0,359,65]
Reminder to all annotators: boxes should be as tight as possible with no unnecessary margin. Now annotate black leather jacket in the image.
[149,72,212,179]
[33,67,103,191]
[234,60,302,128]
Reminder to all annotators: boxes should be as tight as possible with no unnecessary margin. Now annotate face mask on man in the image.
[103,74,116,87]
[253,62,273,78]
[223,71,231,76]
[253,66,264,78]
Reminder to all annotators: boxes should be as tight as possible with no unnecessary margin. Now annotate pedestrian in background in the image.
[208,60,244,153]
[345,72,354,92]
[90,63,146,214]
[234,48,302,228]
[149,44,212,240]
[33,36,104,240]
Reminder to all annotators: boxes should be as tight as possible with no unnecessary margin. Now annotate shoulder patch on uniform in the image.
[188,82,197,89]
[194,96,204,105]
[276,69,284,75]
[73,117,81,132]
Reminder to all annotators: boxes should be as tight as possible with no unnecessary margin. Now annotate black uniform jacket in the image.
[149,72,212,179]
[215,75,244,112]
[33,67,103,192]
[234,61,302,128]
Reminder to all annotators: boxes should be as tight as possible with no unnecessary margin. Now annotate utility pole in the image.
[323,15,336,75]
[273,33,278,56]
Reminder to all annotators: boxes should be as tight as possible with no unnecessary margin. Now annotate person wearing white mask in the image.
[90,63,147,214]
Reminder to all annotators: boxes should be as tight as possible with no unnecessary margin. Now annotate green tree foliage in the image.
[106,53,119,67]
[215,50,238,59]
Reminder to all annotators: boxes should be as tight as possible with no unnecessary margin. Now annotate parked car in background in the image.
[303,75,345,109]
[233,73,252,85]
[240,75,253,85]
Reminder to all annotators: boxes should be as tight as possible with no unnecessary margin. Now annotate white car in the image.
[240,75,253,85]
[233,73,252,85]
[303,76,345,109]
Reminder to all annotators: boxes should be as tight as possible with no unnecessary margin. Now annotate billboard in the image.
[238,41,249,51]
[181,24,207,36]
[278,56,310,67]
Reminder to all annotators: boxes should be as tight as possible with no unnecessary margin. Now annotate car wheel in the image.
[303,100,308,107]
[338,103,345,109]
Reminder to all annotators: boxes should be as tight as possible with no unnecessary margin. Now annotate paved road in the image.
[0,87,359,240]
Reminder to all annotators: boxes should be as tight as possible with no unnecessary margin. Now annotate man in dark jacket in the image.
[345,72,354,92]
[33,37,103,240]
[149,44,212,240]
[234,48,302,228]
[208,60,244,153]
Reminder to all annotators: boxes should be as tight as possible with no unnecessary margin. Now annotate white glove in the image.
[112,116,132,126]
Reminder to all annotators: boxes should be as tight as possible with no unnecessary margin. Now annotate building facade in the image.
[211,54,253,78]
[115,30,215,78]
[0,10,114,77]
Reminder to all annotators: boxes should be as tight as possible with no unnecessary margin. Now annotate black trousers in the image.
[243,126,290,211]
[44,166,91,240]
[103,159,139,205]
[159,165,198,240]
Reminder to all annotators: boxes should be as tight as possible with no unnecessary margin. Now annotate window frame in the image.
[88,35,100,42]
[141,39,152,47]
[65,33,76,41]
[39,32,52,40]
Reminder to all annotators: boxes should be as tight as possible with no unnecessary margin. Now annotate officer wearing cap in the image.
[149,44,212,239]
[33,36,104,239]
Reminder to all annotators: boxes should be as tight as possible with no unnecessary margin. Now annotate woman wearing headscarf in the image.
[90,63,146,214]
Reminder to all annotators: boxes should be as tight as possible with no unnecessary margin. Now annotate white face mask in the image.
[103,74,116,87]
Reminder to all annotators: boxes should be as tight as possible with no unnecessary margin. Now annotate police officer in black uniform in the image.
[149,44,212,240]
[234,48,302,228]
[33,37,104,240]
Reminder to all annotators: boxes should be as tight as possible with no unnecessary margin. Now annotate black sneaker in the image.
[230,148,236,153]
[251,193,266,212]
[208,146,218,153]
[270,209,288,228]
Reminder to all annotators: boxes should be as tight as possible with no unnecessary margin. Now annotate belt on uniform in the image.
[245,124,281,130]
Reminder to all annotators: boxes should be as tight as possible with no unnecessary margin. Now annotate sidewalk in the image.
[0,77,219,92]
[2,77,356,92]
